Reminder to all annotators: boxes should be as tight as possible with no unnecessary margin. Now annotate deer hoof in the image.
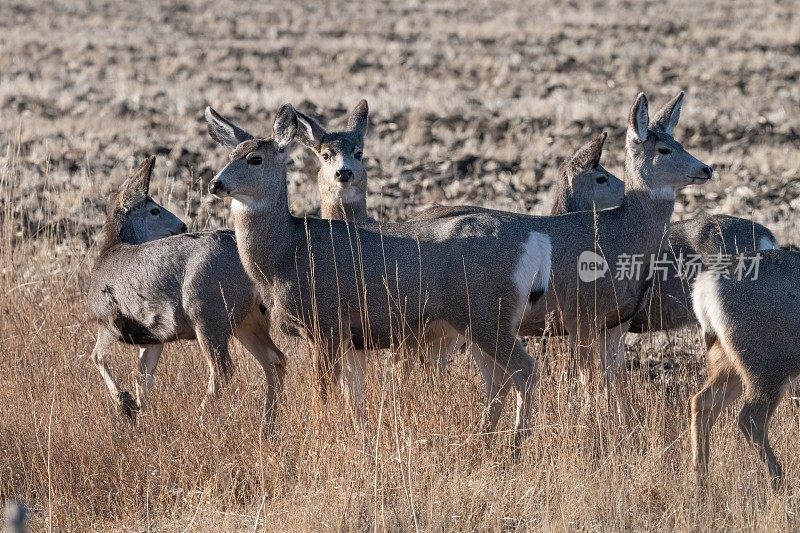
[118,391,140,421]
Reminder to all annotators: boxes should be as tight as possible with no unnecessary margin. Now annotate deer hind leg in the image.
[470,343,511,437]
[737,385,786,491]
[475,331,539,453]
[235,312,286,433]
[91,328,137,420]
[416,323,464,380]
[195,328,233,410]
[506,340,539,452]
[135,344,164,411]
[690,345,743,488]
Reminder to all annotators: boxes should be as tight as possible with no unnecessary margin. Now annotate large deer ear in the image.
[627,92,649,143]
[205,106,254,149]
[273,103,298,151]
[649,91,684,135]
[569,132,607,174]
[119,156,156,208]
[347,99,369,142]
[294,109,327,150]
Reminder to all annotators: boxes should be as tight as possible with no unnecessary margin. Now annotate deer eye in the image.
[657,148,672,155]
[595,176,608,184]
[321,152,331,161]
[149,207,161,216]
[354,151,363,160]
[247,155,263,166]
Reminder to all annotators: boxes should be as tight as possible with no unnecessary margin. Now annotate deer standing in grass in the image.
[691,249,800,491]
[88,100,371,424]
[414,93,713,409]
[414,133,625,370]
[87,157,285,425]
[207,103,553,447]
[424,127,775,341]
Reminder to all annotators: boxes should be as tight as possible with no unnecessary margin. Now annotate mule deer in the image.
[293,100,373,222]
[413,133,625,370]
[87,156,285,427]
[691,249,799,491]
[207,103,553,446]
[414,93,712,400]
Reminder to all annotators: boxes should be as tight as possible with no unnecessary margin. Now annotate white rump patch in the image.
[650,186,677,201]
[758,235,778,251]
[692,271,728,341]
[512,231,552,322]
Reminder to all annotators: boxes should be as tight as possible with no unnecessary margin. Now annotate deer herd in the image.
[86,91,798,493]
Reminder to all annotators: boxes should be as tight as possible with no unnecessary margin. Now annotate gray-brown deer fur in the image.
[87,156,285,425]
[628,214,777,333]
[4,500,28,533]
[294,100,373,223]
[413,93,713,400]
[520,91,709,382]
[413,133,625,368]
[424,132,774,341]
[207,103,553,446]
[691,249,800,491]
[548,139,776,339]
[548,133,625,216]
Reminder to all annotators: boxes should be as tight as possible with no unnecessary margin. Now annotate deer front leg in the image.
[336,346,368,430]
[196,329,233,411]
[235,312,287,433]
[599,322,629,388]
[90,328,138,420]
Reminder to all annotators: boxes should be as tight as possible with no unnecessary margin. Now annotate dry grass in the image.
[2,0,800,530]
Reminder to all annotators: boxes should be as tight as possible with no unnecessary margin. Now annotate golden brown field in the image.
[2,0,800,530]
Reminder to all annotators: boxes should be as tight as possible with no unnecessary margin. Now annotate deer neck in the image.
[616,153,676,254]
[98,217,124,258]
[549,180,575,216]
[98,210,141,258]
[320,195,369,222]
[231,170,296,283]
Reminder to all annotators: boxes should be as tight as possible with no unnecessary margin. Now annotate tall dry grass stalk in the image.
[2,146,800,531]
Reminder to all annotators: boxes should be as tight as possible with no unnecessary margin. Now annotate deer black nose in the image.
[335,168,353,183]
[701,166,713,177]
[180,223,188,233]
[209,179,223,194]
